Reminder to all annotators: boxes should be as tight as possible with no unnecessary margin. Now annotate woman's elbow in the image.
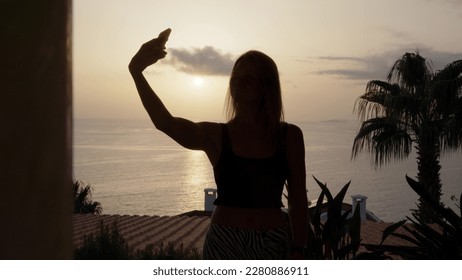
[153,119,170,133]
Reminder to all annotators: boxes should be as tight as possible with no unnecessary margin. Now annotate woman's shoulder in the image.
[195,121,223,166]
[282,122,304,150]
[195,121,224,141]
[196,121,224,130]
[283,123,305,158]
[283,122,303,137]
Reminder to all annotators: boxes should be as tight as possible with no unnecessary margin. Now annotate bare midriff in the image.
[211,205,287,230]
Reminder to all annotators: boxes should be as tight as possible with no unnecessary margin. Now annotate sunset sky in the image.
[73,0,462,122]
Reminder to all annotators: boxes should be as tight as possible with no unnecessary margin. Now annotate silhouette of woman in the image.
[129,29,308,259]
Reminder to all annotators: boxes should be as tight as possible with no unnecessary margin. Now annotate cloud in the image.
[166,46,235,76]
[378,26,410,40]
[316,56,366,63]
[312,46,462,81]
[315,69,377,80]
[423,0,462,18]
[428,0,462,7]
[313,54,390,81]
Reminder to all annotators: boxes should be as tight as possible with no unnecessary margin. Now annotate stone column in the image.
[0,0,73,259]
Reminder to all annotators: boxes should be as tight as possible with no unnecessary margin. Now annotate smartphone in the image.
[158,28,171,41]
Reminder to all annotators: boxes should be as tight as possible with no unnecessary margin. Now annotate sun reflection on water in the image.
[173,150,215,214]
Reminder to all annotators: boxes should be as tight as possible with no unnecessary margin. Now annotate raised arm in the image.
[286,124,308,259]
[128,29,220,163]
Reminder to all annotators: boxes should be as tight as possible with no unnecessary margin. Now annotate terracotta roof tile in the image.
[73,214,420,258]
[72,214,210,252]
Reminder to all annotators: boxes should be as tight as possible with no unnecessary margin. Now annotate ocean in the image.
[73,118,462,222]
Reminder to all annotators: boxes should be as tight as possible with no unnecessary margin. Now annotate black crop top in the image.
[213,123,289,208]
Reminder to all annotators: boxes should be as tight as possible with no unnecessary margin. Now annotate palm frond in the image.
[354,80,395,120]
[355,80,422,123]
[431,59,462,118]
[433,59,462,82]
[439,113,462,151]
[430,60,462,150]
[387,52,432,89]
[352,117,413,166]
[74,180,102,214]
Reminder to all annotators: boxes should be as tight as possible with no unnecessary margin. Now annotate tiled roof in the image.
[72,213,417,258]
[73,214,210,252]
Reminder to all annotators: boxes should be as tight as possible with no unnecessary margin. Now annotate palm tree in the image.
[352,52,462,223]
[73,180,102,214]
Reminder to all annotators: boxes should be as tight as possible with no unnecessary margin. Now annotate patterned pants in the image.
[203,223,289,260]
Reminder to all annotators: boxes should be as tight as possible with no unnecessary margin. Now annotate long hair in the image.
[225,50,284,135]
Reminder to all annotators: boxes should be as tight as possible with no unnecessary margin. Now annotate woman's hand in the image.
[129,28,171,73]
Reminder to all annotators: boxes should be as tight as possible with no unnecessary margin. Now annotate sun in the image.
[193,76,204,87]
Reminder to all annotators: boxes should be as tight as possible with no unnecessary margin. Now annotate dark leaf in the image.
[313,176,333,202]
[406,175,460,226]
[380,220,407,245]
[349,202,362,246]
